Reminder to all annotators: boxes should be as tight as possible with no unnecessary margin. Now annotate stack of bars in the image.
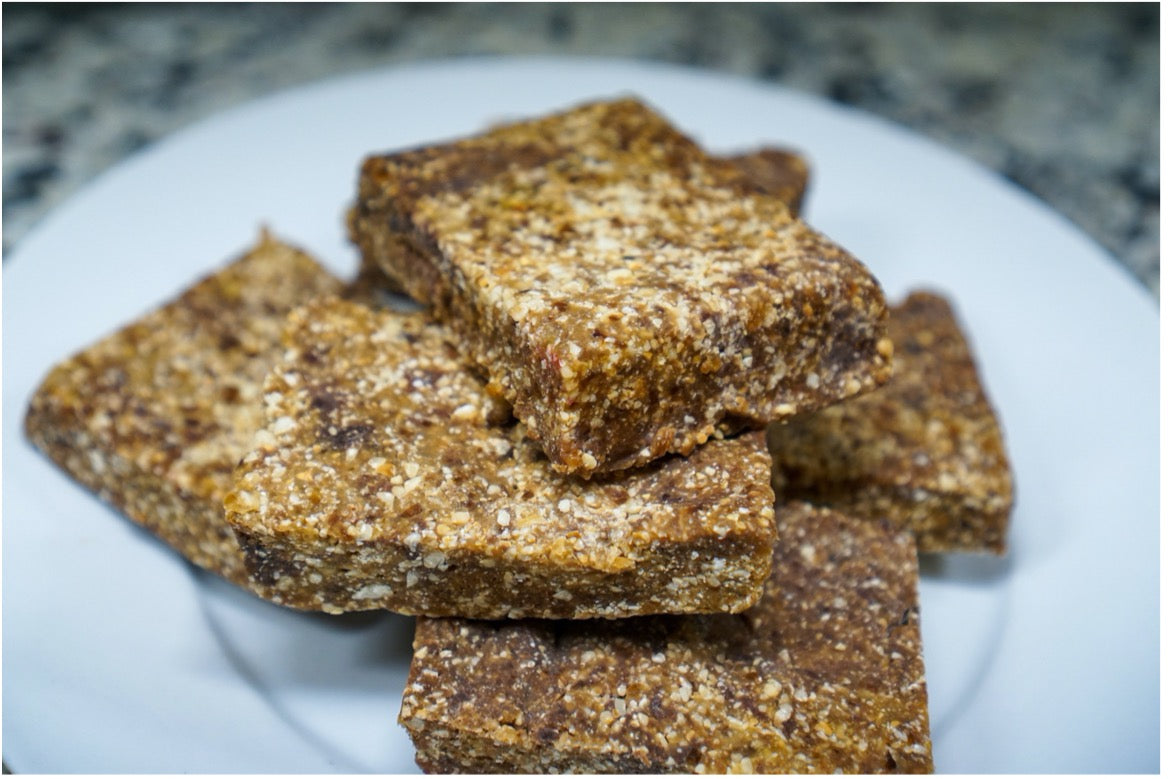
[25,98,1013,774]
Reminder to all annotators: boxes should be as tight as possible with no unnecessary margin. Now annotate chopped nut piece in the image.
[23,231,344,584]
[350,97,891,476]
[402,502,932,773]
[225,296,776,619]
[768,291,1014,553]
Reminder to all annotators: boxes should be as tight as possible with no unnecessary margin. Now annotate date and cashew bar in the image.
[226,296,777,619]
[401,501,932,773]
[768,291,1014,553]
[350,97,891,477]
[348,141,813,295]
[24,232,344,585]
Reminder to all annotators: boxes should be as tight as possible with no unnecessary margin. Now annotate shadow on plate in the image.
[918,550,1014,586]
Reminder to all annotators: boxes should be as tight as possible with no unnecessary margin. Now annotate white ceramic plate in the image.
[3,58,1158,774]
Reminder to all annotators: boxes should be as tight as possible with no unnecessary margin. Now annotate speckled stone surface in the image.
[2,3,1158,296]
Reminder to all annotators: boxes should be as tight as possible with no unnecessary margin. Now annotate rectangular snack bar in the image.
[401,501,933,773]
[346,143,812,295]
[23,231,345,585]
[350,97,892,476]
[225,296,776,619]
[768,290,1014,553]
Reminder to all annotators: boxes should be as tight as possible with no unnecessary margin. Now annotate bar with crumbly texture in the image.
[768,291,1014,553]
[350,97,891,476]
[347,143,812,296]
[401,501,932,773]
[23,232,344,585]
[225,296,776,619]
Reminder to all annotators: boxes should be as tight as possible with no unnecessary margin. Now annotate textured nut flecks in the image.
[350,97,891,476]
[402,502,932,774]
[225,296,776,619]
[347,144,811,313]
[23,232,344,584]
[768,291,1015,553]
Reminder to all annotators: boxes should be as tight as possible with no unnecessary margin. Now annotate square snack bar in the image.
[401,501,932,773]
[350,97,892,476]
[24,232,344,585]
[225,296,776,619]
[768,291,1014,553]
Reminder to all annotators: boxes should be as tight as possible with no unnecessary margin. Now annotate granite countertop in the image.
[3,3,1158,297]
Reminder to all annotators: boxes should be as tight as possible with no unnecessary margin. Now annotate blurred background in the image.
[3,2,1159,296]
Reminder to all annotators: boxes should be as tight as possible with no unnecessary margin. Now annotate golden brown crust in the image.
[401,502,932,773]
[350,97,891,477]
[23,231,344,584]
[768,290,1014,553]
[226,296,777,618]
[348,145,812,297]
